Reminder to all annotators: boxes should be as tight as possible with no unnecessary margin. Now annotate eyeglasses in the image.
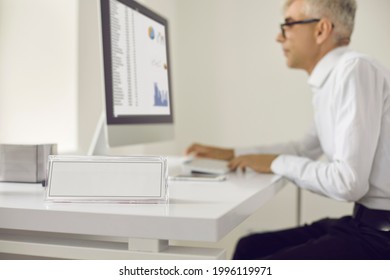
[280,18,321,38]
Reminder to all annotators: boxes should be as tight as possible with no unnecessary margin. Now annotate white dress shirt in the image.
[236,47,390,210]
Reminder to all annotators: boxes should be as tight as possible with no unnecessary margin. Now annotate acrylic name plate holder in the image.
[45,156,168,204]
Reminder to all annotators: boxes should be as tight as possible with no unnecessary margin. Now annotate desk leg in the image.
[0,229,226,260]
[126,238,227,259]
[128,238,168,252]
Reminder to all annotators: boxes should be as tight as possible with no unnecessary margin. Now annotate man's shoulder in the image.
[338,49,370,65]
[335,49,384,72]
[334,49,390,82]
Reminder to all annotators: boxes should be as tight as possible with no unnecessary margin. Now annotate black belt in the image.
[353,203,390,232]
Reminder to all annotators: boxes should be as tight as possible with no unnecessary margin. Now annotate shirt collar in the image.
[308,46,349,89]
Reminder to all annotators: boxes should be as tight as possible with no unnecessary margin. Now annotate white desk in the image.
[0,157,285,259]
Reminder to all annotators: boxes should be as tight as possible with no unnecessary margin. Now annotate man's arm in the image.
[186,124,323,174]
[227,124,323,173]
[186,143,235,161]
[228,154,279,173]
[234,124,322,160]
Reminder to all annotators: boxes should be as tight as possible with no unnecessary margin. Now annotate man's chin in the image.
[286,61,296,69]
[285,59,301,70]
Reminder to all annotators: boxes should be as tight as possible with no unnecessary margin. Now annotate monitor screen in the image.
[98,0,174,149]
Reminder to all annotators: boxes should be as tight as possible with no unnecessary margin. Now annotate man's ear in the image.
[315,18,333,44]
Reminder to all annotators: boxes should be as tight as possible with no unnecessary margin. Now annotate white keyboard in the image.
[182,158,230,175]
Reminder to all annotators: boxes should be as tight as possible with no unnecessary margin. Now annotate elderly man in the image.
[187,0,390,259]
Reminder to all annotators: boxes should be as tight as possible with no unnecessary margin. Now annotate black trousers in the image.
[232,216,390,260]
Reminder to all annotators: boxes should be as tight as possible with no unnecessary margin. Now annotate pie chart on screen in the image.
[148,26,155,40]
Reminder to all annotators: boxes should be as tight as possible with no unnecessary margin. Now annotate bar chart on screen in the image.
[154,82,169,107]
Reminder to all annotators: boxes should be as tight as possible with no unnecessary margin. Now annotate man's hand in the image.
[228,154,279,174]
[186,143,235,161]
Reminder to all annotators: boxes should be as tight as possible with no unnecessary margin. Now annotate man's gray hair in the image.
[284,0,357,43]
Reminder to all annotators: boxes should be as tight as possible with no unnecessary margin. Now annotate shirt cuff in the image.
[270,155,288,176]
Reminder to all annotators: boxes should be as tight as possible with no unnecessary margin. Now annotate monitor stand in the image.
[87,112,148,156]
[88,112,110,156]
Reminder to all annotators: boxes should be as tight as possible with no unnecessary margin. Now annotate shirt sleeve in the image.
[271,58,384,202]
[235,124,323,160]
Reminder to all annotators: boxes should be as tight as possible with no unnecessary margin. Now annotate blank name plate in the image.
[45,155,168,204]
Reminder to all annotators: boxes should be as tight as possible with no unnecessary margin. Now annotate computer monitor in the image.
[90,0,174,154]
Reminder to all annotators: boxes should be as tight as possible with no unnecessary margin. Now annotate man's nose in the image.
[276,31,285,43]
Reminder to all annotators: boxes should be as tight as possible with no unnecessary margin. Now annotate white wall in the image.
[0,0,78,152]
[1,0,390,257]
[175,0,312,150]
